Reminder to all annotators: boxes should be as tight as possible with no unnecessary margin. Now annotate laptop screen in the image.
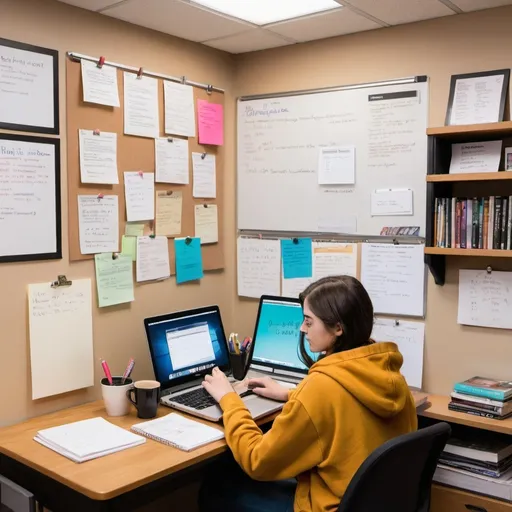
[145,307,229,385]
[252,297,313,372]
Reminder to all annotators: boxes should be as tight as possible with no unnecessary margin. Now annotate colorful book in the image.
[454,377,512,401]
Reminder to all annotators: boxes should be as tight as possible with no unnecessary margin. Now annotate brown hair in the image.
[298,276,374,368]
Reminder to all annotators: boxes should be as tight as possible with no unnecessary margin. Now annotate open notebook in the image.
[131,413,225,452]
[34,417,146,463]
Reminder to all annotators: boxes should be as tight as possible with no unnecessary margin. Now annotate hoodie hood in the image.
[309,342,408,418]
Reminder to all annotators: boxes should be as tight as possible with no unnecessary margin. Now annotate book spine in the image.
[466,199,473,249]
[483,198,489,249]
[451,197,456,249]
[450,398,507,414]
[494,196,502,249]
[488,195,495,249]
[455,199,461,249]
[478,198,484,249]
[508,195,512,250]
[446,198,452,248]
[502,197,508,250]
[460,199,467,249]
[471,198,479,249]
[448,403,507,420]
[440,198,446,248]
[453,383,506,400]
[434,197,438,247]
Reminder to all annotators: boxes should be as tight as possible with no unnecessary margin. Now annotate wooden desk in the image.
[0,392,429,512]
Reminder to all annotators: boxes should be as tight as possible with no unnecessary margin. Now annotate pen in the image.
[121,358,135,384]
[101,359,113,385]
[234,333,240,355]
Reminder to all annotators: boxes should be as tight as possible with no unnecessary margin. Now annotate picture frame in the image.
[445,69,510,126]
[505,147,512,171]
[0,38,59,134]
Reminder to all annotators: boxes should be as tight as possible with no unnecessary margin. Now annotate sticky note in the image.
[174,237,204,284]
[121,235,137,261]
[125,223,145,237]
[281,238,313,279]
[94,253,134,308]
[197,99,223,146]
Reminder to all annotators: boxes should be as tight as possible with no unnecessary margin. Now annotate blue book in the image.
[454,377,512,401]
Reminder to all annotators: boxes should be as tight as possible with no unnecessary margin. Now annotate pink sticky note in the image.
[197,99,224,146]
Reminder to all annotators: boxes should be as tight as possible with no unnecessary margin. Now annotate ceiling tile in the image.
[57,0,120,10]
[266,8,382,42]
[204,29,293,54]
[343,0,455,25]
[102,0,252,42]
[451,0,512,11]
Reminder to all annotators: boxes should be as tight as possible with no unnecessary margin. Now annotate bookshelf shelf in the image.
[427,121,512,138]
[427,172,512,183]
[424,247,512,257]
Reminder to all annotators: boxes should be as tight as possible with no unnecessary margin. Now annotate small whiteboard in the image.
[0,134,61,262]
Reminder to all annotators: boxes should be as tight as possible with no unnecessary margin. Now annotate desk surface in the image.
[0,391,429,502]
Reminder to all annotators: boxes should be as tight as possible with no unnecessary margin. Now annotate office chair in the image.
[338,422,451,512]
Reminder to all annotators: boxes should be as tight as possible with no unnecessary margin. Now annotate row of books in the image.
[434,196,512,249]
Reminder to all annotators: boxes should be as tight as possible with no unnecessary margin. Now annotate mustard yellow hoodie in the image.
[219,342,417,512]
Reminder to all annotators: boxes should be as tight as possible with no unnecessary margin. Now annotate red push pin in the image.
[138,170,143,177]
[97,56,105,69]
[97,193,104,200]
[137,67,143,79]
[93,129,100,136]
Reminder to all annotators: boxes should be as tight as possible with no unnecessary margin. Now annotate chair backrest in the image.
[0,475,35,512]
[338,422,451,512]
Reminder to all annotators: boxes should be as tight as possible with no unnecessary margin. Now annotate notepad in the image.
[131,413,225,452]
[33,417,146,463]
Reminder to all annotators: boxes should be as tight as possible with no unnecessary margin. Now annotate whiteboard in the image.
[237,79,429,235]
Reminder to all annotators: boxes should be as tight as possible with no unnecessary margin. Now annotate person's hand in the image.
[247,377,290,402]
[202,367,235,403]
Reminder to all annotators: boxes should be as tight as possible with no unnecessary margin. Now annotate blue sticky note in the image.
[281,238,313,279]
[175,237,204,284]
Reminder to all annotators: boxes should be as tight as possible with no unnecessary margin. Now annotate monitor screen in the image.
[145,308,229,384]
[252,298,313,371]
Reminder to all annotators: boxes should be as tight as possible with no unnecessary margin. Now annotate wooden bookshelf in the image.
[427,121,512,138]
[425,247,512,257]
[427,172,512,182]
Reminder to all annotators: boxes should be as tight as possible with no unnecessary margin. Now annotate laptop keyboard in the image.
[171,387,254,410]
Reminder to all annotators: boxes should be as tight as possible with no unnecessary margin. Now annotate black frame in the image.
[0,133,62,263]
[250,295,308,376]
[0,38,59,135]
[445,69,510,126]
[144,305,231,393]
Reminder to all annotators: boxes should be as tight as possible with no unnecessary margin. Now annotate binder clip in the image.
[206,84,213,95]
[486,265,492,274]
[393,238,399,245]
[185,236,192,245]
[112,252,119,260]
[97,56,105,69]
[93,129,100,136]
[138,170,144,177]
[181,76,186,85]
[137,67,144,79]
[51,275,72,288]
[292,237,299,244]
[395,320,400,326]
[201,152,207,160]
[166,190,173,196]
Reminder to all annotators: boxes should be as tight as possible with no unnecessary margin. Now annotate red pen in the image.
[101,359,113,385]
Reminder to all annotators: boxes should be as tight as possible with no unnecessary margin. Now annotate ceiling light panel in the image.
[191,0,342,25]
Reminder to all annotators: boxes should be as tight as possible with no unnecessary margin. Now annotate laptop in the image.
[144,305,285,422]
[246,295,312,385]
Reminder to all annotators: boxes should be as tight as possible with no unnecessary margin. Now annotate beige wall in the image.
[0,0,237,427]
[232,6,512,397]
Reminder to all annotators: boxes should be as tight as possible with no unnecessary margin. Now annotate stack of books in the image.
[450,376,512,420]
[434,196,512,249]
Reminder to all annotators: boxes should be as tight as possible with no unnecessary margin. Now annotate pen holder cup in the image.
[101,377,133,417]
[230,352,250,381]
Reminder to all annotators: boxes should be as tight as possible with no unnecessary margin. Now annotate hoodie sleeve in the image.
[219,392,323,481]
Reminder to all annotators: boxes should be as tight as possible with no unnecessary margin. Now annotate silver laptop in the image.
[144,305,284,422]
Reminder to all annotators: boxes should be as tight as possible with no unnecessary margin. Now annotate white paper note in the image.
[78,195,119,254]
[314,242,358,279]
[0,42,56,129]
[281,277,313,299]
[164,81,196,137]
[79,130,118,184]
[124,73,159,138]
[0,138,57,257]
[361,243,425,317]
[372,318,425,389]
[318,146,355,185]
[371,189,413,216]
[449,141,502,174]
[237,238,280,298]
[194,205,218,244]
[155,137,189,184]
[156,191,182,236]
[81,60,120,108]
[192,153,216,198]
[458,269,512,329]
[136,236,171,282]
[449,74,505,125]
[28,279,94,400]
[124,172,155,222]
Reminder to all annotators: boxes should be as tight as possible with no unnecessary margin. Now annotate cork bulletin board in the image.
[65,57,224,273]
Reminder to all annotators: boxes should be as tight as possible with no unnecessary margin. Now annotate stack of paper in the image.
[34,417,146,463]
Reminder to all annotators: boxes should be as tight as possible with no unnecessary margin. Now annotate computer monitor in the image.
[144,306,230,388]
[251,296,314,374]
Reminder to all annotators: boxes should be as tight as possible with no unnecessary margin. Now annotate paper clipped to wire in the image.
[81,59,120,108]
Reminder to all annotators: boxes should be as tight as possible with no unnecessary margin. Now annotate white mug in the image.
[101,376,133,416]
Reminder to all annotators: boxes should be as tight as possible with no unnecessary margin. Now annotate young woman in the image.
[200,276,417,512]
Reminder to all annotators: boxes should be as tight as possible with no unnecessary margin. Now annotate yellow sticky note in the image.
[156,191,182,236]
[122,235,137,261]
[194,204,218,244]
[125,223,145,237]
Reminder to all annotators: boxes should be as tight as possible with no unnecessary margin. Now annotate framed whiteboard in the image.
[237,77,429,236]
[0,134,61,262]
[0,38,59,134]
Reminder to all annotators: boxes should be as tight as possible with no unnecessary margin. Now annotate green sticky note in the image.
[125,223,144,237]
[94,253,134,308]
[122,235,137,261]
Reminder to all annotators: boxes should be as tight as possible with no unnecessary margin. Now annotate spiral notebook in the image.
[131,413,225,451]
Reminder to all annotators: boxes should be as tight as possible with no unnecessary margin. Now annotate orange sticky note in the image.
[197,99,224,146]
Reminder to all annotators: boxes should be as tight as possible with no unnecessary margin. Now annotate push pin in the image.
[487,265,492,274]
[185,236,192,245]
[167,137,173,143]
[97,56,105,69]
[93,129,100,136]
[97,193,104,199]
[112,252,119,260]
[201,152,207,160]
[138,170,143,177]
[292,238,299,244]
[206,84,213,95]
[395,320,400,326]
[137,67,144,79]
[166,190,173,196]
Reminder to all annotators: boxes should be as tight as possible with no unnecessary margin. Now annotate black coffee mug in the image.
[127,380,161,419]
